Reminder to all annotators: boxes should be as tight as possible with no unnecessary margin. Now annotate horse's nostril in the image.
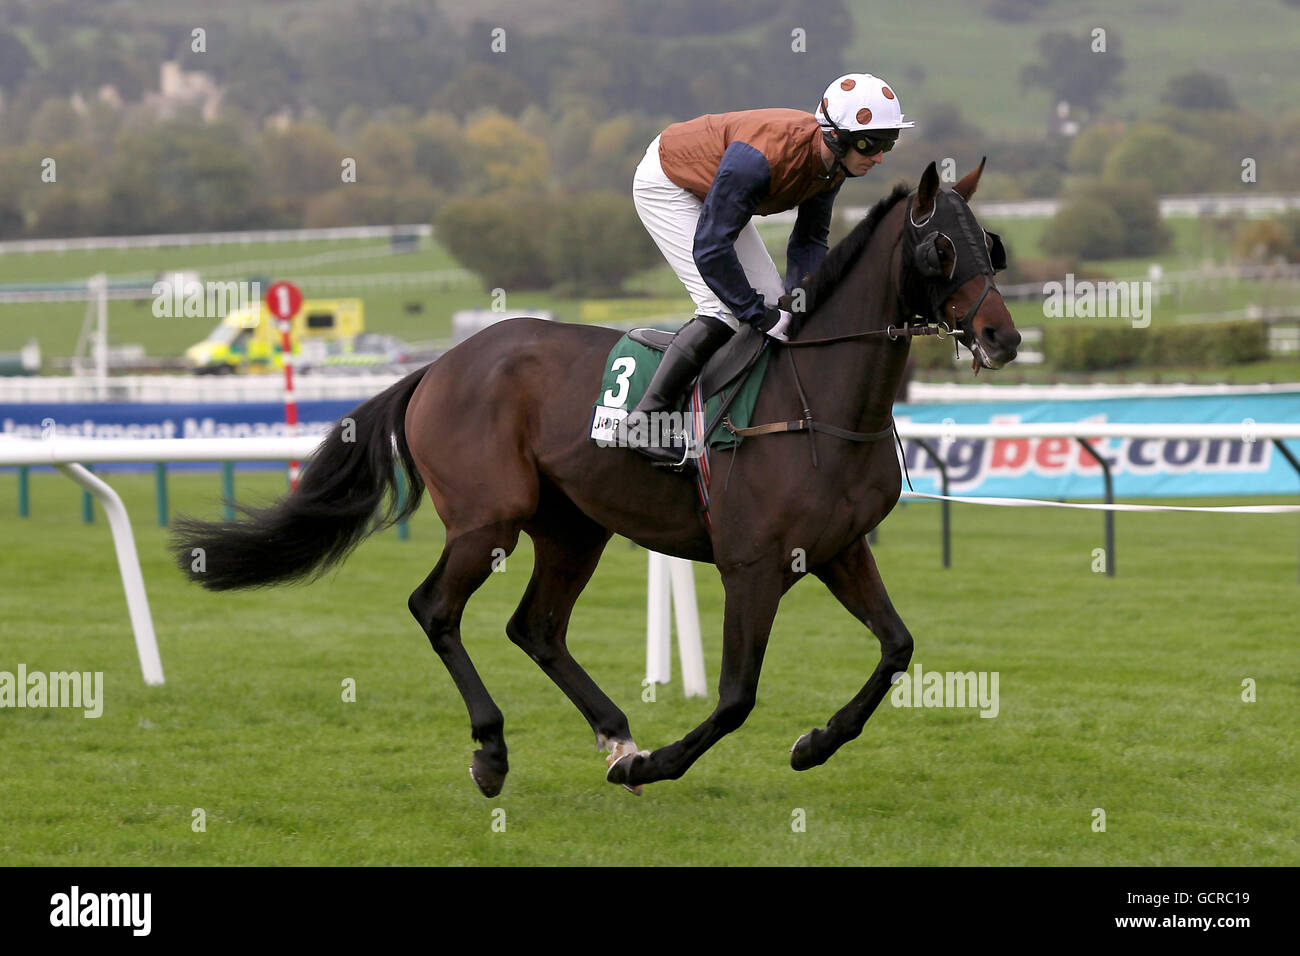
[983,326,1021,353]
[982,327,1024,361]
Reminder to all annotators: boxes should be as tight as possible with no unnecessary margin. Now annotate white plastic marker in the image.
[646,552,707,697]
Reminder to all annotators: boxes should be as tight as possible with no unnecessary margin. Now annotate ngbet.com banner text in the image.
[894,391,1300,498]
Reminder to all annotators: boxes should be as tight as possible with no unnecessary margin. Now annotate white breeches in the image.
[632,135,784,331]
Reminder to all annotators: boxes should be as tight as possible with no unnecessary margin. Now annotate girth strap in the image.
[726,348,895,471]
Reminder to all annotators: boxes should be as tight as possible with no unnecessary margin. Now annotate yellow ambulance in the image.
[185,299,365,374]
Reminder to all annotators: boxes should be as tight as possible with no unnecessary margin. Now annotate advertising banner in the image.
[1,400,355,472]
[895,392,1300,498]
[4,392,1298,496]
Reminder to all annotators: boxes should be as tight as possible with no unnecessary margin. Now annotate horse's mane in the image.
[797,181,911,314]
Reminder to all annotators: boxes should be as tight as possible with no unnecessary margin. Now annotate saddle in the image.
[590,319,774,465]
[628,321,767,403]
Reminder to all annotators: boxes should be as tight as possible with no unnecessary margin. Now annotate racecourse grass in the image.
[1,469,1296,866]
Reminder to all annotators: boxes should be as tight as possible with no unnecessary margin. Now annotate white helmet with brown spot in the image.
[816,73,915,134]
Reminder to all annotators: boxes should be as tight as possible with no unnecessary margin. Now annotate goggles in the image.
[847,131,898,155]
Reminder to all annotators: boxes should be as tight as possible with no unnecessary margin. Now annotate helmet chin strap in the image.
[819,106,885,179]
[819,127,859,180]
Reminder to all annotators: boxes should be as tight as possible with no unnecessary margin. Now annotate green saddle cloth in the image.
[593,331,772,451]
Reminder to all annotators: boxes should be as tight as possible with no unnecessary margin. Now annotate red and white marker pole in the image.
[266,281,304,488]
[280,316,300,487]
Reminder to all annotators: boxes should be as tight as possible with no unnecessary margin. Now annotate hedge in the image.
[1048,320,1269,371]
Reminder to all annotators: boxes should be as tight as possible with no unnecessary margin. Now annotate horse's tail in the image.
[170,365,429,591]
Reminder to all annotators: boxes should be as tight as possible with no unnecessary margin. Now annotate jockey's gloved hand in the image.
[758,306,794,342]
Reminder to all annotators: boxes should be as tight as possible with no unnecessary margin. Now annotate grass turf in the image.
[0,469,1296,865]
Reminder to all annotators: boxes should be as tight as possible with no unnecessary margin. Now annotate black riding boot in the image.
[627,314,734,466]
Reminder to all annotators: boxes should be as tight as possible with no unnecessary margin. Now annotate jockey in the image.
[627,73,915,465]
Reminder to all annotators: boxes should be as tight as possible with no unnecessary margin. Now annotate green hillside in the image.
[841,0,1299,135]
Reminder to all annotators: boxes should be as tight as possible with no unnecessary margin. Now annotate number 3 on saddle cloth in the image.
[590,325,774,524]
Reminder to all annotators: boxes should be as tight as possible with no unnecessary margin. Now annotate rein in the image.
[720,199,997,480]
[781,319,956,348]
[727,240,974,460]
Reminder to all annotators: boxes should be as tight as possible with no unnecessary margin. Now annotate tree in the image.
[1233,215,1300,263]
[433,62,538,121]
[1101,122,1214,192]
[32,186,106,238]
[25,99,83,147]
[601,0,785,37]
[1162,70,1237,110]
[191,30,302,120]
[1066,122,1124,174]
[412,111,467,195]
[354,121,417,187]
[1072,179,1170,256]
[438,193,556,290]
[463,113,549,192]
[917,103,978,142]
[293,5,458,118]
[546,191,659,294]
[0,29,35,95]
[1040,199,1125,260]
[567,115,659,192]
[0,197,25,238]
[34,29,151,100]
[258,122,349,207]
[104,121,260,233]
[304,182,438,228]
[987,0,1054,21]
[1020,29,1124,115]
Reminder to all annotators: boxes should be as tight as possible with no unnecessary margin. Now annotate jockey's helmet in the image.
[816,74,914,161]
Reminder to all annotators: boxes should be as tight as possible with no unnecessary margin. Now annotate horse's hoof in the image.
[603,740,650,794]
[605,749,651,794]
[790,730,819,772]
[469,756,506,798]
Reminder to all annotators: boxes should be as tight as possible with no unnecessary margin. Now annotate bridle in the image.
[722,193,1001,467]
[782,199,997,352]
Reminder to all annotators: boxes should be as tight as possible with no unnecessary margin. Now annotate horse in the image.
[170,159,1020,796]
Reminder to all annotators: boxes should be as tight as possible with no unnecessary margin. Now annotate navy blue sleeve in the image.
[693,141,771,327]
[785,180,842,295]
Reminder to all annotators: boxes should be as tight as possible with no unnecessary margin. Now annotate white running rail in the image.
[4,423,1298,687]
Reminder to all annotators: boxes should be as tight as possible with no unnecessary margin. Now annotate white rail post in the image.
[667,557,707,697]
[645,552,706,697]
[57,463,164,686]
[646,552,671,685]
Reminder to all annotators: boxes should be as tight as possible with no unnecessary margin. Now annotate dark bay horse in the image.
[171,160,1019,796]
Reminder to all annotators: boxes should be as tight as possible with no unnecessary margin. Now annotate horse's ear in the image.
[953,156,987,203]
[916,161,940,219]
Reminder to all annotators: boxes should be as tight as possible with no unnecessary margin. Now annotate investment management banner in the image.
[0,400,356,472]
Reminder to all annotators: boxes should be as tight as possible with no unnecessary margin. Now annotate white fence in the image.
[1,437,320,686]
[0,372,407,404]
[0,224,432,256]
[7,375,1299,407]
[3,424,1299,687]
[908,381,1300,403]
[756,193,1300,227]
